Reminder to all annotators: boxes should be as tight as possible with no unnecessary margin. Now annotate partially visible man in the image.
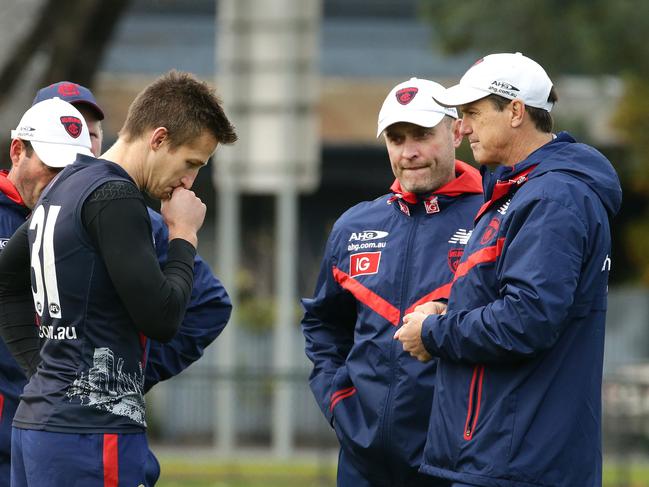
[0,71,237,486]
[0,97,93,487]
[32,81,233,484]
[396,53,622,487]
[302,78,482,486]
[33,82,105,157]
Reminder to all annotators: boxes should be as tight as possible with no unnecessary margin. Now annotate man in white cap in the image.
[302,78,482,486]
[0,98,91,487]
[397,53,622,487]
[8,98,92,208]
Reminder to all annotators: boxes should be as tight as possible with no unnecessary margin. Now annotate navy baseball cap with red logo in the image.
[32,81,105,120]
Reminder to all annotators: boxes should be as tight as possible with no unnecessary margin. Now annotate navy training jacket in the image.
[419,132,622,487]
[143,209,231,393]
[0,172,30,479]
[302,161,482,486]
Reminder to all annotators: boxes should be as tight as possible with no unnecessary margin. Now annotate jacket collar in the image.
[0,170,26,207]
[389,160,482,216]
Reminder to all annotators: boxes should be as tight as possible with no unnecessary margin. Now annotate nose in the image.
[401,137,419,160]
[460,117,472,136]
[180,170,198,189]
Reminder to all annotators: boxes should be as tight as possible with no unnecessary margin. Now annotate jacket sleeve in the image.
[301,231,356,425]
[0,222,41,377]
[144,210,232,392]
[422,196,591,363]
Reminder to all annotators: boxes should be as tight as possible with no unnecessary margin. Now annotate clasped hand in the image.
[393,301,447,362]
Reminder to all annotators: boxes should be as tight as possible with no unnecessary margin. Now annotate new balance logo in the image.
[602,254,611,272]
[448,229,472,245]
[497,198,511,215]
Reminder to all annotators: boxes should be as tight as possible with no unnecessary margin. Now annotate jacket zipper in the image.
[463,364,485,440]
[380,210,421,450]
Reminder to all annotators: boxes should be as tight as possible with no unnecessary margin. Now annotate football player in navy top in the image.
[0,71,237,487]
[32,80,234,486]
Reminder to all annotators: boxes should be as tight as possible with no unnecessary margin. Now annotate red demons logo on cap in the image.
[350,252,381,277]
[396,87,418,105]
[480,217,501,245]
[60,116,82,138]
[57,82,80,97]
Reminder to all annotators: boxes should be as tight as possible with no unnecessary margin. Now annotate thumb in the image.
[393,328,401,340]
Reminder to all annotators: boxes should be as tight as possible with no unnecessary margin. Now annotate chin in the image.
[146,189,165,201]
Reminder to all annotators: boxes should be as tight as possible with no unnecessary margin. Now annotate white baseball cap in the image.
[376,78,458,137]
[11,97,92,168]
[433,52,554,112]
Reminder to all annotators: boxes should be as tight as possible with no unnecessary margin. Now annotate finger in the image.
[393,328,401,340]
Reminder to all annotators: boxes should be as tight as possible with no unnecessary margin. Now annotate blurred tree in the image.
[0,0,130,166]
[420,0,649,284]
[0,0,130,94]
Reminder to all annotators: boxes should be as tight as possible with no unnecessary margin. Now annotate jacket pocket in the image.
[463,365,485,440]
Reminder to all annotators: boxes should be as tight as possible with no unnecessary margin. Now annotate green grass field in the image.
[154,456,649,487]
[156,456,336,487]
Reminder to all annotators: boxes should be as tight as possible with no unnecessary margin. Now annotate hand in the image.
[161,187,206,247]
[394,311,433,362]
[414,301,447,315]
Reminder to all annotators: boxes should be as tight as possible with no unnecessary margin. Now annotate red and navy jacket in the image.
[302,161,482,485]
[0,172,30,472]
[419,132,622,487]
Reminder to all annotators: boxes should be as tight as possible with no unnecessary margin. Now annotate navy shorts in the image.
[11,428,152,487]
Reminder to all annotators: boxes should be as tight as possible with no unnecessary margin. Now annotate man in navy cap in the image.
[33,82,105,157]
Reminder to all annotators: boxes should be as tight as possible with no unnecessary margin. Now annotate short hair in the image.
[20,139,34,157]
[485,87,557,133]
[119,70,237,148]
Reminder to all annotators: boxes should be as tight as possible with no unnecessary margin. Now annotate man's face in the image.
[383,119,460,193]
[9,140,60,209]
[146,130,218,200]
[76,106,103,157]
[459,98,512,166]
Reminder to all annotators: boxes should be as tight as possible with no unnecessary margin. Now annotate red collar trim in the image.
[0,171,25,206]
[389,160,482,204]
[474,164,537,221]
[434,160,483,197]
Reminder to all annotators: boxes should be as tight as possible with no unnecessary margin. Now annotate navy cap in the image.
[32,81,104,120]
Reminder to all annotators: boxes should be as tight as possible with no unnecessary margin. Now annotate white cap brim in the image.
[433,85,491,108]
[376,110,446,138]
[31,140,93,168]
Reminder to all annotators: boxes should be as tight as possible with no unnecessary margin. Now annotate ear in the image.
[9,139,26,166]
[510,99,525,128]
[149,127,169,151]
[451,118,463,148]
